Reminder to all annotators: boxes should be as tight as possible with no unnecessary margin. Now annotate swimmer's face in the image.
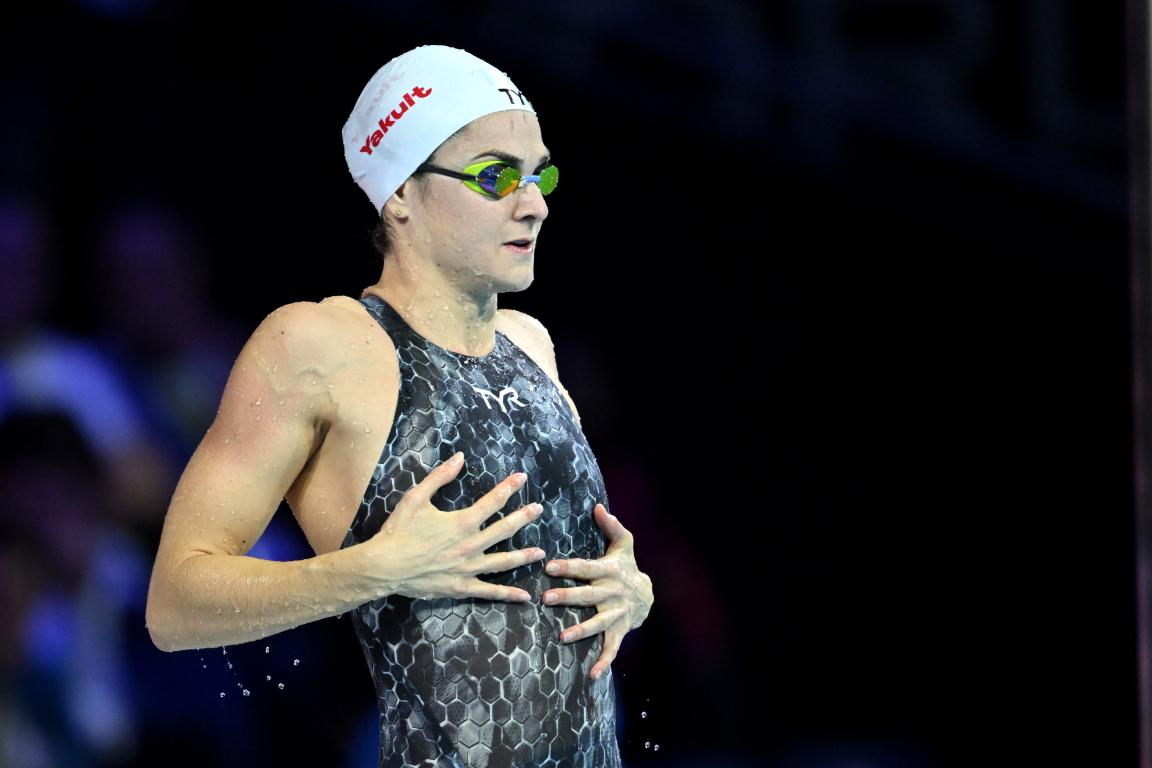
[408,110,550,296]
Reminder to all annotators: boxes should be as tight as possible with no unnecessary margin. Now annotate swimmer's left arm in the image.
[543,505,654,681]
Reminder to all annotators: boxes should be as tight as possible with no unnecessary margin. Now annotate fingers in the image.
[461,577,535,603]
[545,557,615,580]
[558,606,626,643]
[475,546,548,575]
[542,584,615,607]
[477,501,542,550]
[467,471,529,527]
[402,452,466,509]
[594,504,634,549]
[588,628,625,681]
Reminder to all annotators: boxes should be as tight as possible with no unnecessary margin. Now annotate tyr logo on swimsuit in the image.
[471,385,528,416]
[358,86,433,155]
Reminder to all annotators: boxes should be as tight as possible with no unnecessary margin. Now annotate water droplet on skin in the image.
[255,398,261,406]
[279,400,285,406]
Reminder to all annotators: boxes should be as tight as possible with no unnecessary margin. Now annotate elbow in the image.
[145,554,203,652]
[145,601,180,652]
[145,571,173,651]
[145,577,196,652]
[147,609,201,653]
[148,630,177,653]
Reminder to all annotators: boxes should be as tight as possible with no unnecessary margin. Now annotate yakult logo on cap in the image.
[343,45,539,214]
[359,86,433,156]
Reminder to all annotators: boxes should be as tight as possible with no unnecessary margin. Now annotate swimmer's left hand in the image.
[541,503,654,681]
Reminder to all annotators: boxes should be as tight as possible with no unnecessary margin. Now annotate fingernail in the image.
[544,592,557,604]
[451,452,463,466]
[547,563,560,575]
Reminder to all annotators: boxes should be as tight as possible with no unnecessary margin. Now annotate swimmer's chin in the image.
[497,273,535,294]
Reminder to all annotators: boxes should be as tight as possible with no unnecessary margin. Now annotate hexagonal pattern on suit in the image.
[340,293,621,768]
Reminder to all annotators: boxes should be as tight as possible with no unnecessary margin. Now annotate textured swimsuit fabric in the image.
[339,294,621,768]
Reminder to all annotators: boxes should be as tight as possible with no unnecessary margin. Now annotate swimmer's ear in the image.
[384,180,417,220]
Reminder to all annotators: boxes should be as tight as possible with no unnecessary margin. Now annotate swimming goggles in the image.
[415,159,559,199]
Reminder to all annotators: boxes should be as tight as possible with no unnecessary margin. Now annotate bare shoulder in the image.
[255,295,390,361]
[499,308,556,373]
[257,297,341,344]
[499,307,553,343]
[233,295,396,414]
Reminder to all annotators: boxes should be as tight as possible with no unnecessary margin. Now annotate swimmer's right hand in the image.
[359,452,545,602]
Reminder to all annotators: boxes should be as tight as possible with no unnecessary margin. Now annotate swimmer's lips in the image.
[503,238,535,253]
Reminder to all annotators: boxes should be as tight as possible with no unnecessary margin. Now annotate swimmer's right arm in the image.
[145,303,546,653]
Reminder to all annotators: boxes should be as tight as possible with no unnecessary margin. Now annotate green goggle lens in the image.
[463,160,559,198]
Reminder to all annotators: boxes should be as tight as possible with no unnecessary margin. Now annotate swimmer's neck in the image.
[362,256,499,357]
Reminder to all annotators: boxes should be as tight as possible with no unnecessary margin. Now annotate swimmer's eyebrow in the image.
[469,149,551,171]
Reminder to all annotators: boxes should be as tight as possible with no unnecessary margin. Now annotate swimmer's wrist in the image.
[315,542,400,604]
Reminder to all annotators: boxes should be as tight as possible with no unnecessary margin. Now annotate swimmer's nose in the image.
[512,178,548,222]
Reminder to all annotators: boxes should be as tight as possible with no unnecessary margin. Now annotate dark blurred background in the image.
[0,1,1135,766]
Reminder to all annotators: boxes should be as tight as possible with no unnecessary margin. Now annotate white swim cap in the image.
[342,44,537,216]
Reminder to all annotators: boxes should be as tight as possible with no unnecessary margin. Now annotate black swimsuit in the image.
[340,293,621,767]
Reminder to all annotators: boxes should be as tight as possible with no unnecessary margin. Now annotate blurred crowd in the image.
[0,192,263,766]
